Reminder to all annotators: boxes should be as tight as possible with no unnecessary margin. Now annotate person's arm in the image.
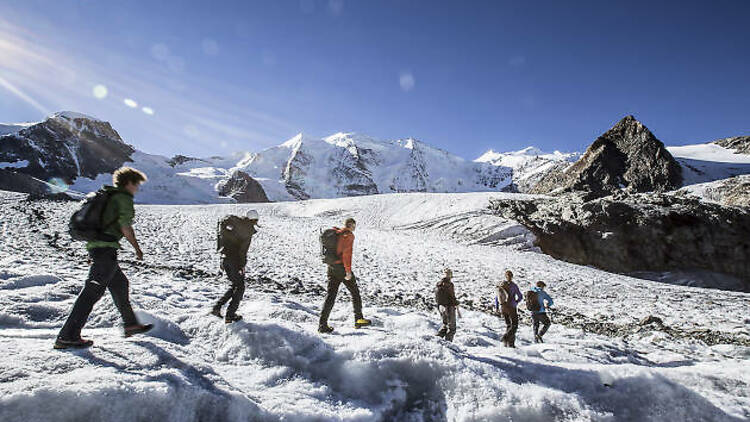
[217,220,223,251]
[513,284,523,303]
[543,292,554,309]
[114,194,141,259]
[341,234,354,279]
[121,225,143,260]
[449,283,459,306]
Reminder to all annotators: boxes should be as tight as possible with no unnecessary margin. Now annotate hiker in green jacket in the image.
[55,167,153,349]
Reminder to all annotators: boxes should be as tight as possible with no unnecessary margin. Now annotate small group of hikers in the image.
[435,268,554,346]
[54,166,552,350]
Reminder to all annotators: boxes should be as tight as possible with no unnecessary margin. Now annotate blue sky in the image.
[0,1,748,159]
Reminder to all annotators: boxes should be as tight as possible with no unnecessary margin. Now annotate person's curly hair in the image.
[113,167,147,188]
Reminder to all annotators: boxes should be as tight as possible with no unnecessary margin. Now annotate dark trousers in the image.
[319,264,363,327]
[532,313,551,338]
[501,307,519,346]
[215,258,245,316]
[437,305,457,342]
[58,248,138,340]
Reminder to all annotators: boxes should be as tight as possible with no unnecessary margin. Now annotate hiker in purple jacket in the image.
[494,270,523,348]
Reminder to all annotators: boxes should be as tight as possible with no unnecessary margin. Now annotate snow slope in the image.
[70,151,236,205]
[667,143,750,186]
[1,190,748,421]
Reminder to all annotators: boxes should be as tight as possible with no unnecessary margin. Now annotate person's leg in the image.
[508,308,519,346]
[532,314,541,337]
[502,311,511,343]
[57,249,116,340]
[342,274,363,321]
[215,259,234,310]
[445,306,457,342]
[437,306,448,337]
[225,260,245,317]
[538,313,551,337]
[319,266,342,328]
[107,265,138,328]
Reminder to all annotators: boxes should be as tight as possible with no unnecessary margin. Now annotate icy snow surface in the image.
[0,191,748,421]
[667,143,750,186]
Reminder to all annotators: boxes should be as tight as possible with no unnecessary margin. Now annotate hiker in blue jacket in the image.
[529,281,554,343]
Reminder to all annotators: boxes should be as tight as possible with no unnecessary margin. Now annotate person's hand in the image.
[135,248,144,261]
[345,272,352,281]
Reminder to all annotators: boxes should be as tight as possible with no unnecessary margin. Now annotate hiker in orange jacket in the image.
[318,218,371,333]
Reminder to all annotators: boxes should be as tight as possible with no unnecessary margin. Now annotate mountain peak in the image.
[49,111,102,122]
[281,133,306,148]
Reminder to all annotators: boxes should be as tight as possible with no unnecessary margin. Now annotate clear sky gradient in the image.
[0,0,748,159]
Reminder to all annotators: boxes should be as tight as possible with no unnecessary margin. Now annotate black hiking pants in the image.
[437,305,457,342]
[532,313,551,338]
[319,264,363,328]
[501,307,519,346]
[58,248,138,341]
[215,258,245,317]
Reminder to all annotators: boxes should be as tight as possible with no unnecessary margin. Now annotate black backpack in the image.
[319,228,339,265]
[68,189,118,242]
[525,290,541,312]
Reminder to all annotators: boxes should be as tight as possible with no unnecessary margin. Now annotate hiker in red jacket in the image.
[318,218,371,333]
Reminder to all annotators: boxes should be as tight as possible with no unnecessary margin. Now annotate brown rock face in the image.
[217,171,270,203]
[491,193,750,291]
[530,116,682,199]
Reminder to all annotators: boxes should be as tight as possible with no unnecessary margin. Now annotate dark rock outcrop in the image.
[714,136,750,154]
[491,192,750,289]
[0,112,134,194]
[217,170,270,203]
[530,116,682,199]
[167,155,206,167]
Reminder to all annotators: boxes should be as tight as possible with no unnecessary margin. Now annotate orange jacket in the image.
[335,227,354,273]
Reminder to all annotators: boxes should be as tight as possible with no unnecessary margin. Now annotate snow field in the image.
[0,191,749,421]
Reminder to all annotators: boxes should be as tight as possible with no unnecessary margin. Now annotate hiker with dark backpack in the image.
[318,218,371,333]
[210,210,259,323]
[55,167,152,350]
[435,268,459,342]
[494,270,523,348]
[526,281,554,343]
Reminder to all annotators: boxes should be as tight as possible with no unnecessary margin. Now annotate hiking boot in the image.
[124,323,154,338]
[354,318,371,329]
[210,307,223,319]
[225,314,243,324]
[436,330,446,338]
[535,334,543,344]
[318,325,334,334]
[54,337,94,350]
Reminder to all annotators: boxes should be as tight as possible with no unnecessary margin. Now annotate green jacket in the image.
[86,186,135,250]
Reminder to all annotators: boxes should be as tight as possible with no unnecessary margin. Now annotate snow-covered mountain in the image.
[3,111,750,205]
[474,146,580,192]
[238,132,513,201]
[0,113,514,203]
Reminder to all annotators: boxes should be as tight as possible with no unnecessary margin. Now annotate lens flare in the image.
[124,98,138,108]
[92,84,108,99]
[47,177,69,194]
[142,106,154,115]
